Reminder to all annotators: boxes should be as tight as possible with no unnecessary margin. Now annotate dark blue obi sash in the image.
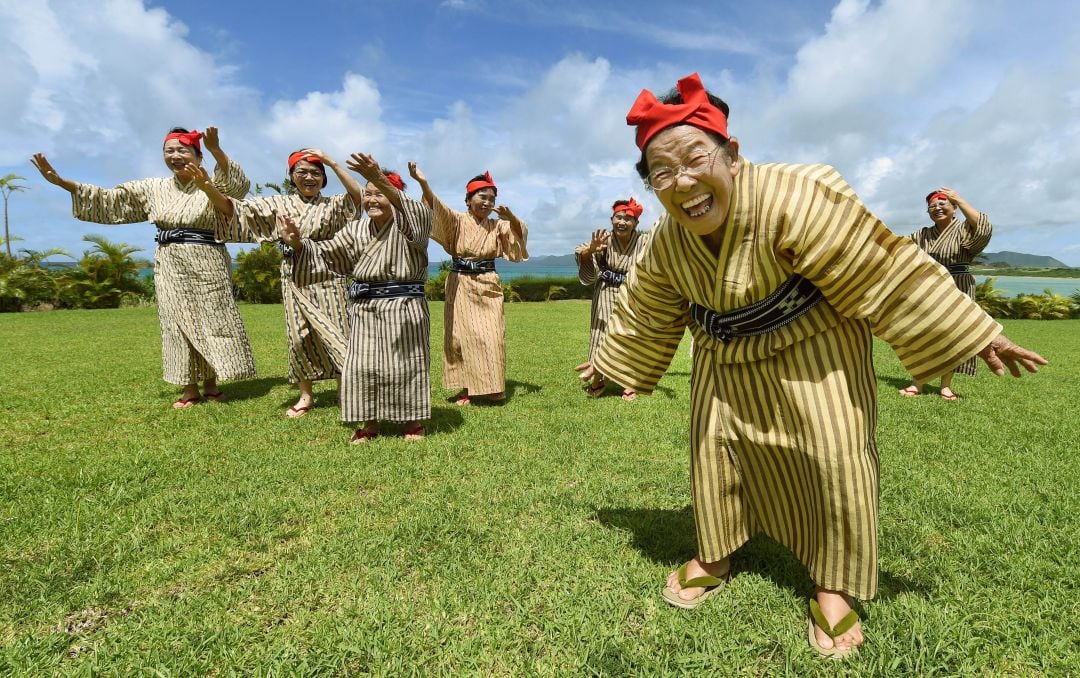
[690,275,825,344]
[450,257,497,275]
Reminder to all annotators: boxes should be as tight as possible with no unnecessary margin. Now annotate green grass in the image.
[1,303,1077,675]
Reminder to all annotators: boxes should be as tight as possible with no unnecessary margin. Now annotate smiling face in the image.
[363,182,393,226]
[162,139,200,175]
[467,187,496,221]
[927,197,955,227]
[644,125,740,239]
[610,211,639,243]
[290,160,325,199]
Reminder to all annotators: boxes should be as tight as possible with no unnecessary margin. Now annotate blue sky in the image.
[3,0,1079,264]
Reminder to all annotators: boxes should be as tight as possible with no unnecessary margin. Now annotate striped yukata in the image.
[430,195,529,397]
[71,161,256,386]
[593,161,1001,600]
[908,213,992,376]
[218,193,356,382]
[575,229,650,362]
[296,194,432,423]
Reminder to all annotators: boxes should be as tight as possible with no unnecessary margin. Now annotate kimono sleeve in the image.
[497,219,529,262]
[592,218,689,394]
[429,193,460,253]
[224,196,280,244]
[575,243,599,285]
[395,194,433,249]
[212,158,251,199]
[71,180,150,224]
[777,167,1001,383]
[961,212,992,256]
[297,222,360,279]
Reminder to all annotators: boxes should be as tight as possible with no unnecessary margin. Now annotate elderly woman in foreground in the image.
[900,188,993,401]
[580,73,1045,658]
[574,198,650,401]
[31,127,255,409]
[409,166,528,405]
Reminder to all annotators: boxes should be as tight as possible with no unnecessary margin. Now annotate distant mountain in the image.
[433,253,577,269]
[981,251,1071,268]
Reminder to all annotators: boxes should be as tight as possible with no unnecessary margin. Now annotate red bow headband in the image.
[164,130,203,152]
[288,151,323,171]
[385,172,405,191]
[466,171,497,195]
[626,73,729,151]
[613,198,644,219]
[926,191,949,205]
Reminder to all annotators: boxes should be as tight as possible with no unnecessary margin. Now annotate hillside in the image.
[982,251,1070,268]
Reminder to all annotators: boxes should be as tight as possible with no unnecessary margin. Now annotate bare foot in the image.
[621,388,637,402]
[286,398,314,418]
[939,386,958,401]
[454,391,471,406]
[898,384,921,397]
[813,589,864,652]
[664,557,730,601]
[403,421,425,441]
[173,386,201,409]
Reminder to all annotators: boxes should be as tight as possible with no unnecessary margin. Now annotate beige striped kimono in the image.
[594,161,1001,600]
[71,161,256,386]
[218,193,356,382]
[297,194,432,423]
[909,214,992,376]
[575,229,650,361]
[430,195,529,397]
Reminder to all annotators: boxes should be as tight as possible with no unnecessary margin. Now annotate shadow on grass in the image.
[877,374,919,392]
[158,376,288,403]
[594,506,930,602]
[442,379,542,406]
[336,405,465,437]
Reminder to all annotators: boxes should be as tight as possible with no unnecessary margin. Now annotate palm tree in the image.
[1,174,28,257]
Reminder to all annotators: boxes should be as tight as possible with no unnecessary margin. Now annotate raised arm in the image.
[937,186,992,254]
[181,162,234,218]
[203,126,251,198]
[30,153,79,194]
[346,151,403,212]
[297,148,364,207]
[575,229,609,285]
[408,161,435,208]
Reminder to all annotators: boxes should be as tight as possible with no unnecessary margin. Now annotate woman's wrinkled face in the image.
[163,139,200,175]
[364,182,393,225]
[645,125,740,238]
[927,197,955,226]
[290,160,324,199]
[467,187,496,220]
[610,212,639,240]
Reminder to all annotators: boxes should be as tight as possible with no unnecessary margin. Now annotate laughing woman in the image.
[899,188,993,401]
[191,149,363,417]
[574,198,650,401]
[31,127,256,409]
[408,165,528,405]
[280,152,432,443]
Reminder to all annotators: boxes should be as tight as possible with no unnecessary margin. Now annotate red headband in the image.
[164,130,203,152]
[926,191,949,205]
[288,151,322,171]
[613,198,644,219]
[385,172,405,191]
[466,171,497,195]
[626,73,729,151]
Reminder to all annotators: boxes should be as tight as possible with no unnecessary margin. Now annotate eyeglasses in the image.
[292,169,324,179]
[645,145,724,191]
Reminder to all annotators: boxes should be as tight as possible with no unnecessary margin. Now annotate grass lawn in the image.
[1,302,1077,674]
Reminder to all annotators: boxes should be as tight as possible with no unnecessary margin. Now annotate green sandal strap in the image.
[809,598,860,638]
[677,562,728,589]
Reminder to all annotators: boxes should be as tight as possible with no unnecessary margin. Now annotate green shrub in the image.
[0,250,65,312]
[57,235,148,309]
[233,243,283,304]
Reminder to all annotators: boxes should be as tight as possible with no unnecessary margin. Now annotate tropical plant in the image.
[425,261,451,301]
[974,277,1013,318]
[58,235,150,309]
[233,243,283,304]
[503,281,522,302]
[1071,289,1080,318]
[1010,289,1073,320]
[545,284,568,301]
[0,247,70,312]
[1,173,28,257]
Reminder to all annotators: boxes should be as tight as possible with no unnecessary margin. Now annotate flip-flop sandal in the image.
[940,391,959,401]
[661,561,731,610]
[621,389,637,401]
[173,396,202,409]
[807,597,860,659]
[898,385,921,397]
[454,393,472,406]
[403,424,426,440]
[585,379,607,398]
[286,404,313,418]
[203,391,226,402]
[350,429,379,444]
